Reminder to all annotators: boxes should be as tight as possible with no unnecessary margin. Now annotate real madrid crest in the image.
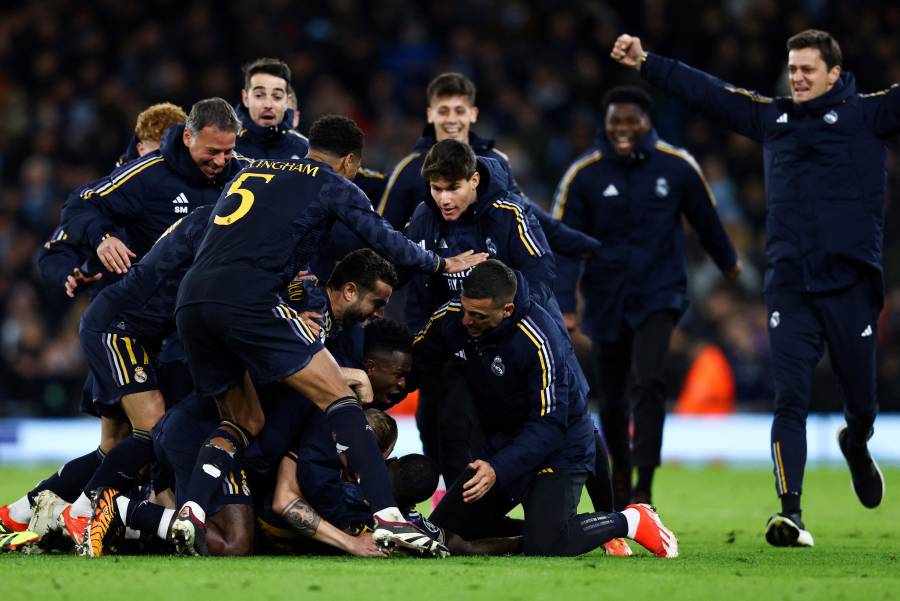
[655,177,669,198]
[485,237,498,255]
[823,110,838,124]
[491,355,505,376]
[134,366,148,383]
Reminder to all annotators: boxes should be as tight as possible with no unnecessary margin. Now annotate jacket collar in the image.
[161,123,242,187]
[424,156,511,223]
[465,270,531,344]
[793,71,856,114]
[595,127,659,164]
[414,125,497,154]
[235,103,297,148]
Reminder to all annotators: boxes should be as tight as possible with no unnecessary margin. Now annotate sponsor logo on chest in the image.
[172,192,189,214]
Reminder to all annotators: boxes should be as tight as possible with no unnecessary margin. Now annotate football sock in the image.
[373,507,406,523]
[780,492,801,517]
[83,429,154,494]
[326,396,397,513]
[27,447,106,505]
[70,492,93,519]
[181,423,246,522]
[7,496,32,523]
[118,496,174,541]
[622,506,642,538]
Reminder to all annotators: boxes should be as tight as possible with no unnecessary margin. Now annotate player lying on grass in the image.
[83,253,445,557]
[170,115,484,557]
[88,331,416,558]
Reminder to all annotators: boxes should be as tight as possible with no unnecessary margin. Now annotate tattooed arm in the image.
[273,455,388,557]
[281,496,321,538]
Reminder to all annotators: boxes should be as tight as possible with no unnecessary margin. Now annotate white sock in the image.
[8,495,33,523]
[125,527,141,540]
[159,508,175,540]
[115,495,131,521]
[622,508,641,539]
[71,492,93,518]
[373,507,404,523]
[182,501,206,524]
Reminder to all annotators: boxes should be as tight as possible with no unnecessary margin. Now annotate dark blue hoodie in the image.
[411,271,595,501]
[283,278,365,370]
[81,205,214,345]
[377,125,601,258]
[405,156,557,331]
[61,123,249,261]
[38,179,129,298]
[551,127,737,342]
[233,103,309,160]
[641,53,900,298]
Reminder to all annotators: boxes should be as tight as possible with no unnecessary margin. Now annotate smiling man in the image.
[612,29,898,547]
[408,139,563,330]
[413,260,679,558]
[60,98,247,276]
[551,86,740,512]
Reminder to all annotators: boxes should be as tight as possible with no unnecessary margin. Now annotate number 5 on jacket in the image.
[214,172,274,226]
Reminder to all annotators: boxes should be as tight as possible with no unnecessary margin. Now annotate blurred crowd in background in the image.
[2,0,900,415]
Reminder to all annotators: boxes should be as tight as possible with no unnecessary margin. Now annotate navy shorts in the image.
[176,301,324,398]
[79,322,158,417]
[152,406,253,515]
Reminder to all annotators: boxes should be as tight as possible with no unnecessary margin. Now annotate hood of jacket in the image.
[424,156,513,222]
[466,270,531,345]
[161,123,240,187]
[118,135,141,166]
[235,102,298,148]
[793,71,857,114]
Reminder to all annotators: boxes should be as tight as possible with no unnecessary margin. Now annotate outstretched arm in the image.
[273,456,388,557]
[332,182,488,275]
[611,34,769,141]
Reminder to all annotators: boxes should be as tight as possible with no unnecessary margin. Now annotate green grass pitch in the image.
[2,463,898,600]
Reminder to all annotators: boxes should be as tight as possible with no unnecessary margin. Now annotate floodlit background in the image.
[1,1,899,462]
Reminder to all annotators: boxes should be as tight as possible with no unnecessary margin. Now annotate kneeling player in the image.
[415,260,679,557]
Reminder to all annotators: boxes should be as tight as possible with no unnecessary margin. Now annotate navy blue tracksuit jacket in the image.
[405,157,557,331]
[641,53,900,298]
[552,128,737,342]
[231,103,386,279]
[38,189,121,299]
[234,104,309,160]
[177,157,443,312]
[308,167,389,282]
[376,125,601,258]
[412,272,595,501]
[61,124,248,261]
[81,205,213,344]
